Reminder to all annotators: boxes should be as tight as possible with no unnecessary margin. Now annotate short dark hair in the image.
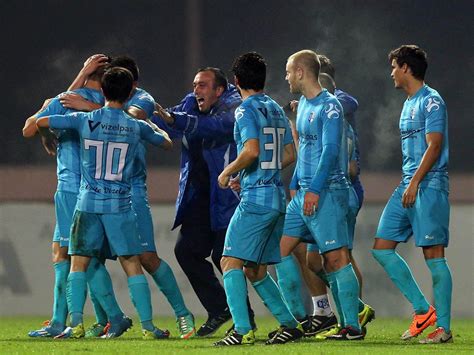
[196,67,228,89]
[231,52,266,91]
[101,67,134,103]
[389,45,428,80]
[110,55,139,81]
[319,73,336,94]
[318,54,336,80]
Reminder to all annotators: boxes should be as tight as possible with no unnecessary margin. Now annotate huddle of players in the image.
[23,44,452,345]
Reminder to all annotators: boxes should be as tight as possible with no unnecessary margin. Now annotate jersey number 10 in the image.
[261,127,286,170]
[84,139,129,182]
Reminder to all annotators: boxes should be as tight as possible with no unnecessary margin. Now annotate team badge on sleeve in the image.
[235,107,245,120]
[325,103,341,119]
[425,97,441,113]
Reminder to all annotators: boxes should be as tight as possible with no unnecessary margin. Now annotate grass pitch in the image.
[0,316,472,354]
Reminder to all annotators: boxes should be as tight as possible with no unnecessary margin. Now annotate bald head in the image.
[318,73,336,94]
[288,50,321,80]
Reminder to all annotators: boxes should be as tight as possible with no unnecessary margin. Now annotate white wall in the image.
[0,203,472,318]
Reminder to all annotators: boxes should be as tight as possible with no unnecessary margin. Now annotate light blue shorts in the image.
[69,209,142,257]
[53,191,78,248]
[223,201,284,265]
[284,188,349,254]
[132,194,157,253]
[376,185,450,247]
[347,186,360,250]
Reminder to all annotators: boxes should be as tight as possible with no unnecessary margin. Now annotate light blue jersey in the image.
[400,84,449,191]
[125,88,156,196]
[36,88,104,193]
[295,89,348,191]
[234,93,293,213]
[48,107,165,213]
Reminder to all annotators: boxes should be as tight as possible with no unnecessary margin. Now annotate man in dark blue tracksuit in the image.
[153,67,254,336]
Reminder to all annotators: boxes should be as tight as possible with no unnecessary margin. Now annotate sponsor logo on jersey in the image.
[425,97,441,113]
[325,103,341,119]
[101,123,134,133]
[88,120,101,132]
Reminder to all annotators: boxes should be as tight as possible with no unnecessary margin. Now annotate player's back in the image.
[234,93,292,213]
[76,107,145,213]
[36,88,104,193]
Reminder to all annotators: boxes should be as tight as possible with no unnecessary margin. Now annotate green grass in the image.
[0,316,472,354]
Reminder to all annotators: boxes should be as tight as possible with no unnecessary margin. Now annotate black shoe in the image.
[307,313,338,336]
[268,315,313,339]
[326,326,365,340]
[265,324,304,345]
[213,329,255,346]
[196,309,232,337]
[225,317,257,336]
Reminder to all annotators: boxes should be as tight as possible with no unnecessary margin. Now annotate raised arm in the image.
[68,54,109,91]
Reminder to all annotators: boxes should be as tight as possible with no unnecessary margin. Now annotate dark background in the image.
[1,0,472,171]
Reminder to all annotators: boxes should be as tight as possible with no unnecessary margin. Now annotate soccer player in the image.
[64,55,196,338]
[275,49,363,341]
[36,67,173,339]
[212,52,300,346]
[306,73,375,339]
[372,45,452,344]
[153,68,256,336]
[22,55,127,338]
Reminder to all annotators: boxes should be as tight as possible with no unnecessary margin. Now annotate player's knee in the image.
[140,252,161,274]
[323,249,349,272]
[52,245,69,263]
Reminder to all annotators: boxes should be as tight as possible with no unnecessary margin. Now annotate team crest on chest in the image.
[410,107,417,119]
[308,111,315,123]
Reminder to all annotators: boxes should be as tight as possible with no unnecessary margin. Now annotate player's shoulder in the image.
[131,87,155,104]
[417,85,446,116]
[321,91,343,118]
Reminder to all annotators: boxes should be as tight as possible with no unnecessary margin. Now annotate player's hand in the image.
[303,191,319,216]
[81,54,109,76]
[41,131,58,156]
[59,93,98,111]
[229,176,241,193]
[290,100,299,112]
[218,172,230,189]
[402,181,418,208]
[154,103,174,125]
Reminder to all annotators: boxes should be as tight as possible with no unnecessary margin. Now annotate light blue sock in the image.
[426,258,452,332]
[328,264,360,331]
[128,274,154,331]
[319,269,364,323]
[252,273,299,329]
[223,269,251,335]
[326,271,345,326]
[51,260,70,328]
[87,258,124,324]
[66,271,87,327]
[275,255,306,320]
[150,260,189,317]
[372,249,430,314]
